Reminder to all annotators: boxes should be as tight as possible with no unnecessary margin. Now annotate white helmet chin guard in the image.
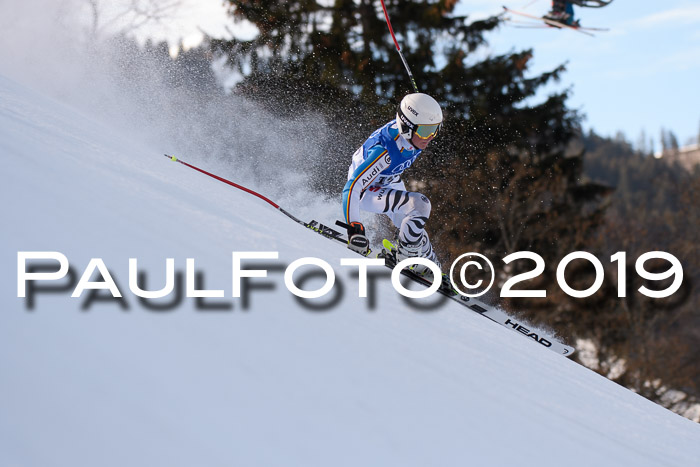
[396,93,443,140]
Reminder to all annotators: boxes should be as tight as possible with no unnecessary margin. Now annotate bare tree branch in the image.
[85,0,183,39]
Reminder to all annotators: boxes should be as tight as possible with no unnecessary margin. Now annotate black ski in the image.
[306,221,575,357]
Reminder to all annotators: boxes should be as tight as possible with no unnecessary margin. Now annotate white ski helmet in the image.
[396,93,443,141]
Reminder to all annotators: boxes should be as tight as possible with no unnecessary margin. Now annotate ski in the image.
[306,221,575,357]
[503,6,609,36]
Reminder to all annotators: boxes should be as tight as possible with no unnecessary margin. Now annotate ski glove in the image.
[347,221,370,256]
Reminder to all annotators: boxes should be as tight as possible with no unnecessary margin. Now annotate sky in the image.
[462,0,700,149]
[51,0,700,150]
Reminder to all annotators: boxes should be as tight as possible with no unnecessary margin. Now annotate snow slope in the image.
[1,73,700,467]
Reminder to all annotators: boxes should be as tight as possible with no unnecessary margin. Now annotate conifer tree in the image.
[214,1,497,114]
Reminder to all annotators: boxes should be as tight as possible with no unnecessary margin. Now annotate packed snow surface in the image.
[1,73,699,467]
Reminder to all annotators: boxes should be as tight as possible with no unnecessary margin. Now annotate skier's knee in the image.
[412,192,432,218]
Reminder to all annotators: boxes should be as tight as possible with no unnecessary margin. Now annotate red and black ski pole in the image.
[163,154,347,245]
[165,153,281,208]
[380,0,419,93]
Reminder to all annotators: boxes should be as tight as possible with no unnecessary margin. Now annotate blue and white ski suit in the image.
[342,120,436,256]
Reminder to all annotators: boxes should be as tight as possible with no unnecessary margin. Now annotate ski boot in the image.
[380,239,457,295]
[543,11,570,23]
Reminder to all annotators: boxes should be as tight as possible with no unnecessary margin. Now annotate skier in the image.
[342,93,442,275]
[544,1,579,26]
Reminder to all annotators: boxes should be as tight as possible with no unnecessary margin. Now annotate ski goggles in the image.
[414,123,441,140]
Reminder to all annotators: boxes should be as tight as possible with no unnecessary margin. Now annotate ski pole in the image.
[164,154,280,208]
[379,0,419,93]
[163,154,347,244]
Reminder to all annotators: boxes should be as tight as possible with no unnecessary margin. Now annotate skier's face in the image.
[411,133,434,150]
